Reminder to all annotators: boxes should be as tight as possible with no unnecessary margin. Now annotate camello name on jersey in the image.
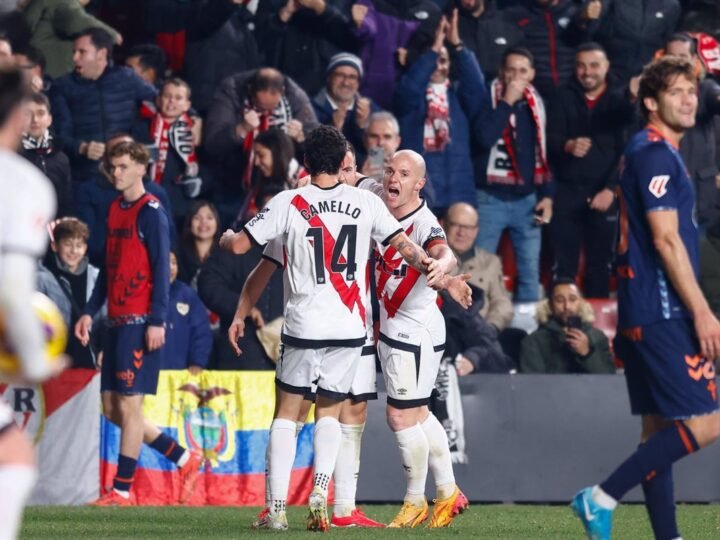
[299,200,362,221]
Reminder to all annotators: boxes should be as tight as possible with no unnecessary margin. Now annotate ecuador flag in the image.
[100,370,315,506]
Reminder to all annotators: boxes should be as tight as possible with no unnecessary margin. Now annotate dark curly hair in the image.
[303,125,347,176]
[638,56,696,120]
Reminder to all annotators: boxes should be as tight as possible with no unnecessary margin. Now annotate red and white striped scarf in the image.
[141,102,198,183]
[486,78,550,186]
[240,95,293,189]
[423,81,451,152]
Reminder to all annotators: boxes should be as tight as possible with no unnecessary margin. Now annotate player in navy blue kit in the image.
[75,142,203,506]
[571,57,720,540]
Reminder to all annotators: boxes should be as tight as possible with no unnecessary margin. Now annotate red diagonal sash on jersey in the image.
[376,225,422,318]
[291,195,366,323]
[375,225,413,296]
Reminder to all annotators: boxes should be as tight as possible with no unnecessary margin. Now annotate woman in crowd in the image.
[177,200,220,288]
[252,128,306,191]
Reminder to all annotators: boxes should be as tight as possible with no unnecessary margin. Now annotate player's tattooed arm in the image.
[390,232,446,287]
[391,232,428,268]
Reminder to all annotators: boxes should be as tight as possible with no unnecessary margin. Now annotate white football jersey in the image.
[0,150,56,380]
[0,150,55,258]
[374,200,447,347]
[355,177,385,348]
[245,183,402,347]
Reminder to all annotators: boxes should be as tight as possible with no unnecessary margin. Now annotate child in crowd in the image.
[37,217,100,368]
[162,251,212,371]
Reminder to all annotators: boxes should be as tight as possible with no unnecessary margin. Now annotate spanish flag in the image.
[100,371,314,505]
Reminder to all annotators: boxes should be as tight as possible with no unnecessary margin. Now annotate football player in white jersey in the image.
[0,67,62,540]
[375,150,469,528]
[220,126,466,531]
[227,145,471,530]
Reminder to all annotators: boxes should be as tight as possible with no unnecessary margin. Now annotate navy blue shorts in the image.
[101,325,161,395]
[614,318,719,419]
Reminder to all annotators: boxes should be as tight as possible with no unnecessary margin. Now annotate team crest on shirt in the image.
[427,227,446,243]
[648,175,670,198]
[176,302,189,316]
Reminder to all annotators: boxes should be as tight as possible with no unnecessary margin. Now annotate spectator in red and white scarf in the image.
[139,77,205,232]
[466,46,554,302]
[394,9,483,216]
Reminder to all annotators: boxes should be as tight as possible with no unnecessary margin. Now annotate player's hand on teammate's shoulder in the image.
[228,316,246,357]
[694,308,720,361]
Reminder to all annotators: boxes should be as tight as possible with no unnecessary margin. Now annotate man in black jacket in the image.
[547,42,633,297]
[503,0,602,98]
[20,92,72,217]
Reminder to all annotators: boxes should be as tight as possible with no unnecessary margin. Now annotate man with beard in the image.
[547,42,633,297]
[571,56,720,540]
[450,0,523,82]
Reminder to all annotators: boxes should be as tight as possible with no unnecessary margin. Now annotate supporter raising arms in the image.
[394,9,483,217]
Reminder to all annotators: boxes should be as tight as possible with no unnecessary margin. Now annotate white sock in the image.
[333,423,364,517]
[268,418,297,515]
[0,465,37,540]
[591,485,618,510]
[264,432,272,509]
[312,416,342,496]
[176,450,190,467]
[295,421,304,438]
[394,423,429,505]
[420,413,456,500]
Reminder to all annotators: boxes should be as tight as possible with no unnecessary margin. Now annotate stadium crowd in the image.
[2,0,719,374]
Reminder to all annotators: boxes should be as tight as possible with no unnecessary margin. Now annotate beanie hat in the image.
[326,52,364,79]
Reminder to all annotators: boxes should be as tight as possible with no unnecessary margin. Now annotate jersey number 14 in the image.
[306,225,358,284]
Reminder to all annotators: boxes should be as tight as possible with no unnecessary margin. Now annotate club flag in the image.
[1,369,100,505]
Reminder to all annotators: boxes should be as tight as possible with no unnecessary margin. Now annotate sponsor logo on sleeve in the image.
[648,175,670,198]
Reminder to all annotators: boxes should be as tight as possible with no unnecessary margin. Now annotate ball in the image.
[0,292,67,376]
